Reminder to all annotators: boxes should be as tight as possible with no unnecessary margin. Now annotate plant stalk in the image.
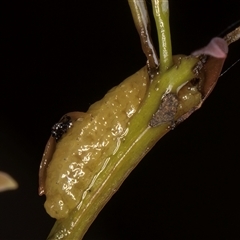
[151,0,172,72]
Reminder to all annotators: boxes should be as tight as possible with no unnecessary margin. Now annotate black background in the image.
[1,1,240,239]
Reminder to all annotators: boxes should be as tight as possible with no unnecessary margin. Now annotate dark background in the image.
[1,1,240,239]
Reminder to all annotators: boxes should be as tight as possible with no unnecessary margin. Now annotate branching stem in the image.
[128,0,159,77]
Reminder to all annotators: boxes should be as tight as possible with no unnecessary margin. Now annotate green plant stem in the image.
[151,0,172,72]
[128,0,159,70]
[47,56,199,240]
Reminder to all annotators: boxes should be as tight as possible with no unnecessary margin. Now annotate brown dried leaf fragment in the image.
[173,36,230,125]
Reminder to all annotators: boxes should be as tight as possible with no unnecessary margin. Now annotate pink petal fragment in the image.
[192,37,228,58]
[0,171,18,192]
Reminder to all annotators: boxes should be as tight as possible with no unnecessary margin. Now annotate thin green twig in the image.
[128,0,159,77]
[151,0,172,72]
[223,26,240,44]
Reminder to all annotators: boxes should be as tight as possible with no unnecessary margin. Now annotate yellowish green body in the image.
[45,66,149,219]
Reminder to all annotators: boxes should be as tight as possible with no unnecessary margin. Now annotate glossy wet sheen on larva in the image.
[44,67,148,219]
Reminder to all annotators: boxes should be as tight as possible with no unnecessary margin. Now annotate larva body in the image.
[44,66,149,219]
[42,55,205,219]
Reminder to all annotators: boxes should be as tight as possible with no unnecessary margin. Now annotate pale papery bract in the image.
[0,171,18,192]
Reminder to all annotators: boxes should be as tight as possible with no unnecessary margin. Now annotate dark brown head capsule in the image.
[51,115,73,142]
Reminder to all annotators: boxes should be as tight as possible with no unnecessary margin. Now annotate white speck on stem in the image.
[161,1,168,13]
